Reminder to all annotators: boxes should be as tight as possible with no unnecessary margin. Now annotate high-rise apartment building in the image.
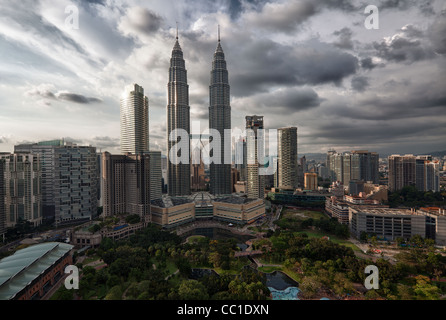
[235,138,247,182]
[0,153,42,227]
[120,84,149,155]
[390,154,439,192]
[54,145,98,225]
[167,32,191,196]
[15,139,64,220]
[246,115,265,199]
[102,152,151,224]
[277,127,298,190]
[209,30,232,195]
[327,150,379,187]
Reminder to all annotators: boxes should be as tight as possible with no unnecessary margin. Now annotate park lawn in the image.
[82,255,101,265]
[153,258,178,275]
[298,230,361,252]
[258,266,282,273]
[282,208,328,221]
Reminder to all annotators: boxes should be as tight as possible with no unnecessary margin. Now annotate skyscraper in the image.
[246,115,265,199]
[209,27,231,195]
[388,154,416,192]
[277,127,298,190]
[120,83,149,155]
[167,30,191,196]
[149,150,162,200]
[102,152,151,224]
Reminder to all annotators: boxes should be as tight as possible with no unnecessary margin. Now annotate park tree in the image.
[413,275,441,300]
[178,280,209,300]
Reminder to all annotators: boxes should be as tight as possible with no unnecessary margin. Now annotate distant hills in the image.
[302,150,446,162]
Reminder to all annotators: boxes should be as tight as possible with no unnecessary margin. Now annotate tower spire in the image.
[176,21,178,40]
[218,24,220,42]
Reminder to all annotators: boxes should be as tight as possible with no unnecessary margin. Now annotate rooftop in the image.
[0,242,73,300]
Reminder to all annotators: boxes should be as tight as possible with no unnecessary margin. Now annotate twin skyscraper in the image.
[121,27,231,197]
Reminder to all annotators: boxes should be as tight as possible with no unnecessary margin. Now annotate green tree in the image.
[413,275,441,300]
[105,285,123,300]
[178,280,209,300]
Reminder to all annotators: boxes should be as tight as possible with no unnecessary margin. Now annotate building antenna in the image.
[176,21,179,40]
[218,24,220,42]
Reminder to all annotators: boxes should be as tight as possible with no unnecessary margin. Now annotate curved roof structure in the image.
[0,242,73,300]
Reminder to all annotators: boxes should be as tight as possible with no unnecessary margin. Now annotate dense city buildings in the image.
[209,29,232,196]
[0,153,42,227]
[246,115,265,199]
[120,83,149,155]
[277,127,298,190]
[388,154,440,192]
[101,152,151,224]
[167,31,191,197]
[234,138,247,182]
[327,150,379,191]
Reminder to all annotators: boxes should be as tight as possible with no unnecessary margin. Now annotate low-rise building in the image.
[0,242,74,300]
[213,197,265,225]
[349,207,425,241]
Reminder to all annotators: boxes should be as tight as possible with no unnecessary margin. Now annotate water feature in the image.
[265,271,300,300]
[182,227,254,251]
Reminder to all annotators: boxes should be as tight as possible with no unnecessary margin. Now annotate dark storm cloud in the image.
[378,0,435,15]
[237,87,323,114]
[333,27,354,50]
[373,25,435,63]
[351,76,369,92]
[26,87,102,104]
[231,39,358,96]
[119,7,164,36]
[428,12,446,54]
[56,93,102,104]
[360,57,380,70]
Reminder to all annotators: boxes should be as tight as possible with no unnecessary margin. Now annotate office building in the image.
[209,29,232,195]
[149,150,162,200]
[246,115,265,199]
[167,30,191,196]
[234,138,247,182]
[102,152,151,224]
[0,153,42,227]
[120,83,149,155]
[277,127,298,190]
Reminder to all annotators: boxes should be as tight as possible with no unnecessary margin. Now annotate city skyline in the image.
[0,1,445,157]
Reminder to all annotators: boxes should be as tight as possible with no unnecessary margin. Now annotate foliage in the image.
[388,185,445,208]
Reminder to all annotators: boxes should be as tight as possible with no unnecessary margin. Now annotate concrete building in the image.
[209,30,232,195]
[54,145,97,226]
[213,197,265,225]
[388,154,416,192]
[277,127,298,190]
[349,207,425,241]
[234,138,247,182]
[0,153,42,227]
[15,139,64,221]
[304,172,318,191]
[0,242,74,300]
[151,197,196,228]
[167,31,191,197]
[149,150,162,200]
[246,115,265,199]
[0,159,5,240]
[420,207,446,246]
[120,83,149,155]
[101,152,151,224]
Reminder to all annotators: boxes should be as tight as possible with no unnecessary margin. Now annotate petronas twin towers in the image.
[167,28,231,197]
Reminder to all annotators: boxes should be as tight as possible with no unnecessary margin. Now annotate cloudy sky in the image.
[0,0,445,157]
